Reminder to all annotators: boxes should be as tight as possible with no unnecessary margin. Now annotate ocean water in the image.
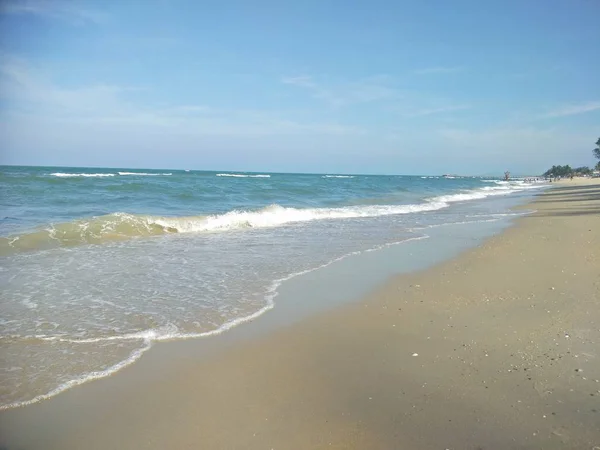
[0,166,547,409]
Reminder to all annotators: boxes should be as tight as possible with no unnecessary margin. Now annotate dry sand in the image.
[1,180,599,449]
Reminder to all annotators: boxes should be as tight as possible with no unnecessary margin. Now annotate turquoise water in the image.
[0,165,546,408]
[0,167,534,248]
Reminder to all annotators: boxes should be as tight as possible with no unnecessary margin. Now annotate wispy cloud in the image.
[413,66,464,75]
[540,101,600,119]
[436,126,593,154]
[0,57,137,115]
[281,76,316,88]
[405,104,470,117]
[0,0,107,24]
[281,75,401,108]
[435,126,596,170]
[165,105,212,115]
[0,58,361,137]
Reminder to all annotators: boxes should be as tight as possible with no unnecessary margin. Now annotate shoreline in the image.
[1,179,599,449]
[0,219,516,412]
[0,188,538,411]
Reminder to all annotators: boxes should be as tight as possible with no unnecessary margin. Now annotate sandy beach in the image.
[1,179,599,449]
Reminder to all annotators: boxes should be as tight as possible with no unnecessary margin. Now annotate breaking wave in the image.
[50,172,115,178]
[0,204,439,254]
[0,182,544,254]
[216,173,271,178]
[50,172,172,178]
[117,172,172,176]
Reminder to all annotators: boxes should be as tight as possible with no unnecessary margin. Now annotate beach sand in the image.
[1,180,599,449]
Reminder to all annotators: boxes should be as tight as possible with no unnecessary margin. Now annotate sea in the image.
[0,165,547,409]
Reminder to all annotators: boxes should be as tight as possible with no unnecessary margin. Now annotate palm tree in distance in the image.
[594,137,600,170]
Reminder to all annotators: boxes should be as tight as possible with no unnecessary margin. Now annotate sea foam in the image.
[51,172,115,177]
[117,172,172,176]
[0,182,544,254]
[0,234,429,410]
[216,173,271,178]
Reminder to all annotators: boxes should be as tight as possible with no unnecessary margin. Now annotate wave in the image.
[0,204,441,254]
[0,234,429,410]
[117,172,172,176]
[0,340,153,411]
[481,179,545,186]
[433,182,544,203]
[50,172,172,178]
[434,189,509,203]
[1,183,545,254]
[50,172,115,178]
[323,175,354,178]
[216,173,271,178]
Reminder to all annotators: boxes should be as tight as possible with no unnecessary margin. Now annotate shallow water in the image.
[0,166,546,408]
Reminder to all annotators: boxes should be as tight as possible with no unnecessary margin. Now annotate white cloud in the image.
[540,101,600,118]
[0,0,106,24]
[2,58,595,174]
[281,76,315,88]
[281,75,401,108]
[436,126,594,166]
[413,66,464,75]
[0,57,137,116]
[0,59,361,137]
[405,105,470,117]
[164,105,213,115]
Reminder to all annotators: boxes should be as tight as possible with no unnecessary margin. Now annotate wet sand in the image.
[1,179,599,449]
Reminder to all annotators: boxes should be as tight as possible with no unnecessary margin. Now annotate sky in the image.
[0,0,599,175]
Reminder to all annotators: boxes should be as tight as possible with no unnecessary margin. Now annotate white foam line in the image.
[216,173,271,178]
[50,172,115,178]
[408,219,501,232]
[3,184,548,252]
[0,340,152,411]
[465,211,532,218]
[49,172,173,178]
[0,234,429,409]
[30,234,431,345]
[408,209,536,232]
[117,172,172,176]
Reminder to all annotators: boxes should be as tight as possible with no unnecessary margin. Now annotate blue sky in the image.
[0,0,598,175]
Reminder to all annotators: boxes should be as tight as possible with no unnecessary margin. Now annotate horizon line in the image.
[0,163,536,178]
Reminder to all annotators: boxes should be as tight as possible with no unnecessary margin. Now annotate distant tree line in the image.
[595,137,600,169]
[543,165,594,177]
[543,165,573,177]
[574,166,594,175]
[542,137,600,177]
